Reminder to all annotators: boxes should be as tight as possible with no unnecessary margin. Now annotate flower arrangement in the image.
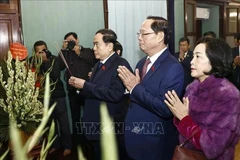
[0,50,51,142]
[0,72,57,160]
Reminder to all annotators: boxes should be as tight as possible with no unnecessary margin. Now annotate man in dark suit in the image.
[232,33,240,90]
[59,32,97,145]
[68,29,132,160]
[117,16,184,160]
[174,37,194,93]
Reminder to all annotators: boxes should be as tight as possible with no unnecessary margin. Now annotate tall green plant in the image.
[0,73,56,160]
[0,92,120,160]
[100,102,118,160]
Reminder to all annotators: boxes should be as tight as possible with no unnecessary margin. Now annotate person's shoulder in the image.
[167,52,180,63]
[114,55,132,68]
[214,78,240,99]
[81,46,93,52]
[221,78,239,93]
[61,49,68,53]
[115,54,129,63]
[50,55,59,61]
[51,55,58,58]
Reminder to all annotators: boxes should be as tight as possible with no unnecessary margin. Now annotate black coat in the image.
[81,53,132,140]
[40,55,66,98]
[173,51,194,92]
[59,46,97,93]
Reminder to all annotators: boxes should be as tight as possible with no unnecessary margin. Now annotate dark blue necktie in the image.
[98,62,103,68]
[95,62,103,73]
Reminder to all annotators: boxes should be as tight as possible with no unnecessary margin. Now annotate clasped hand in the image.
[164,90,189,120]
[117,66,140,91]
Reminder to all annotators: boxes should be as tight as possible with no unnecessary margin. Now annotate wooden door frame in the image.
[184,0,196,36]
[223,5,240,39]
[0,0,23,59]
[184,0,197,48]
[0,0,23,43]
[103,0,108,29]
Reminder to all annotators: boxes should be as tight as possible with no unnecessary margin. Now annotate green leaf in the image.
[100,102,118,160]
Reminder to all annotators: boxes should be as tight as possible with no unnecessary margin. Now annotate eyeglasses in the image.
[137,32,155,37]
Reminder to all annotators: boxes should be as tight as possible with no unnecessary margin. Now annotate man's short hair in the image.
[203,31,216,38]
[33,40,47,52]
[64,32,78,40]
[179,37,190,45]
[95,29,117,45]
[147,16,171,45]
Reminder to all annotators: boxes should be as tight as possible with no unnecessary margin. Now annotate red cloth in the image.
[174,116,202,150]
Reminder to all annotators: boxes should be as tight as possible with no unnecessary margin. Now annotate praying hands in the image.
[164,90,189,120]
[117,66,140,91]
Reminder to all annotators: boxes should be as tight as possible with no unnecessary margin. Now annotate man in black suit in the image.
[174,37,194,93]
[68,29,132,160]
[232,33,240,90]
[59,32,97,147]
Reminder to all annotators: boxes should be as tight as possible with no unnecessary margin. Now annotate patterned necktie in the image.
[141,58,151,80]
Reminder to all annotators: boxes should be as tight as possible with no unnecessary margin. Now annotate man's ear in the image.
[108,43,114,52]
[157,32,164,43]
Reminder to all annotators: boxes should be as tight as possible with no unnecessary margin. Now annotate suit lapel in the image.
[89,61,100,82]
[141,49,169,83]
[91,53,118,83]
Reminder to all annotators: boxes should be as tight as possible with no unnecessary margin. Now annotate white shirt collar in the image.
[100,52,115,64]
[145,47,167,72]
[147,47,167,64]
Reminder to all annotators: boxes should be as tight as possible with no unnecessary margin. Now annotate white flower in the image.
[0,52,44,137]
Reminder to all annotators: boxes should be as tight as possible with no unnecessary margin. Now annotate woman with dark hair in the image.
[164,38,240,160]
